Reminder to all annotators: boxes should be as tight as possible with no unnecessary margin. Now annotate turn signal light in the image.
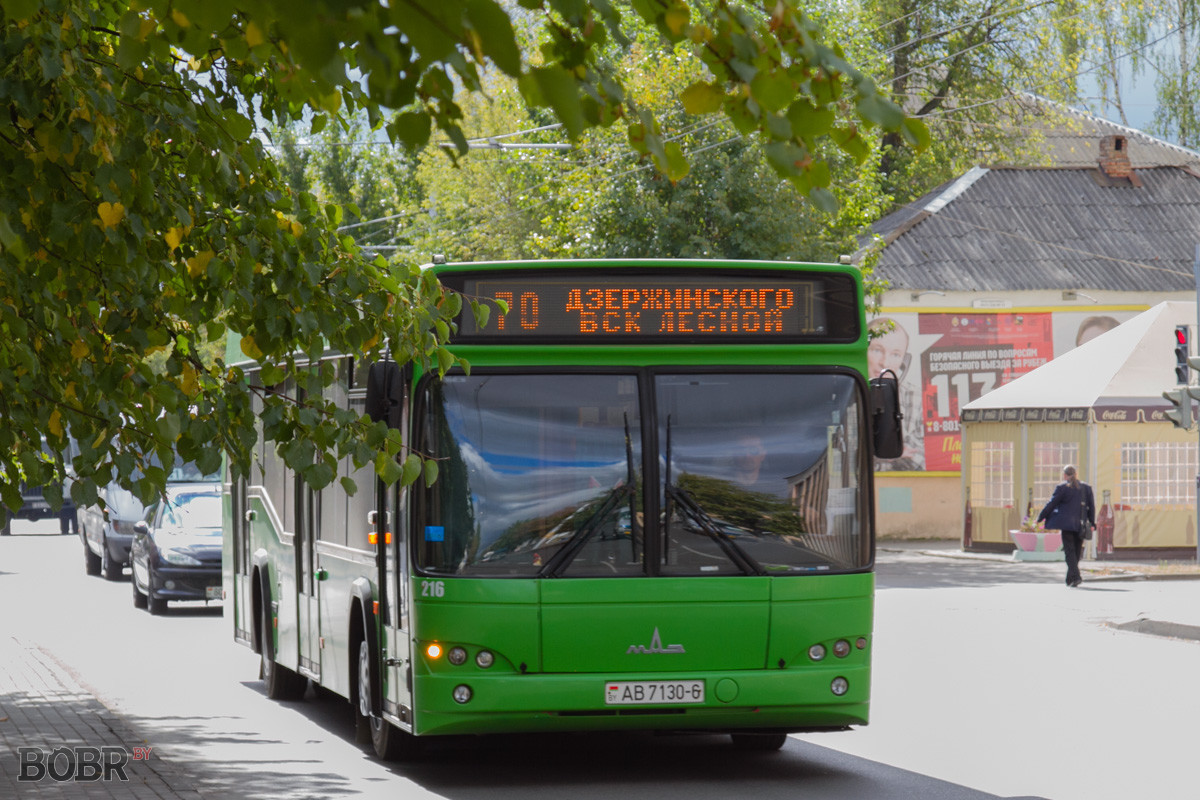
[367,531,393,545]
[426,643,443,660]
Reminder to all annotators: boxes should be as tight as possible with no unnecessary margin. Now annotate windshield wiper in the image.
[665,483,765,576]
[538,483,633,577]
[540,414,641,578]
[662,416,765,577]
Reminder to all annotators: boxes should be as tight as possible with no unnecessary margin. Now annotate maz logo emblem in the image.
[626,627,685,654]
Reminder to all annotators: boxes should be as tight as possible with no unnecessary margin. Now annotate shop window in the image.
[1119,442,1197,506]
[969,441,1013,508]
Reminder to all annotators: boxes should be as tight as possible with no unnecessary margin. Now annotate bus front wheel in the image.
[730,732,788,751]
[357,640,420,761]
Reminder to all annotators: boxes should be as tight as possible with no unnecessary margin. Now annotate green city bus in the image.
[223,259,902,759]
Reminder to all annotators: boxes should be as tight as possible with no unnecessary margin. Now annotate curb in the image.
[879,546,1200,582]
[1108,618,1200,641]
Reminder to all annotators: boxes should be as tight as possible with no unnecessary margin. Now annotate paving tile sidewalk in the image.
[0,635,207,799]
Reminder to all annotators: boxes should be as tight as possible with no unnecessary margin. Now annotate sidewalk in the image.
[0,634,208,799]
[880,538,1200,641]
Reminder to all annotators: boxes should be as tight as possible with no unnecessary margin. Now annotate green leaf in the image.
[787,100,834,138]
[471,300,490,330]
[808,186,838,213]
[423,458,439,487]
[222,109,255,144]
[900,117,931,151]
[399,453,422,487]
[749,72,794,113]
[521,66,585,139]
[2,0,40,20]
[680,82,724,115]
[656,141,690,182]
[855,94,904,130]
[436,346,456,375]
[0,213,27,261]
[376,451,406,486]
[464,0,522,76]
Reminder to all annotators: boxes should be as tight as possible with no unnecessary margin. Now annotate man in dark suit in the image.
[1037,465,1096,587]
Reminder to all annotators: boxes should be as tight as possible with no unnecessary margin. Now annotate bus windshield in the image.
[416,371,868,577]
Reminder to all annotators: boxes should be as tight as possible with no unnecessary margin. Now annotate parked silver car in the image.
[79,463,219,581]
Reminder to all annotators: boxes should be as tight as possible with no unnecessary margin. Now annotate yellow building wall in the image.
[874,474,963,539]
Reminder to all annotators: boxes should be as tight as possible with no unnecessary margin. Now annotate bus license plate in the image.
[605,680,704,705]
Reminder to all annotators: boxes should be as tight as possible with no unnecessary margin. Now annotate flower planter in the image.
[1010,530,1064,562]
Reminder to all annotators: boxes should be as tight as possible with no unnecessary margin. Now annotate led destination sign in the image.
[454,272,858,343]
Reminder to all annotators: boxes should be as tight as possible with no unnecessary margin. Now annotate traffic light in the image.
[1175,325,1191,384]
[1164,388,1194,429]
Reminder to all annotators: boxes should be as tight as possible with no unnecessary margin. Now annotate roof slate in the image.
[872,166,1200,292]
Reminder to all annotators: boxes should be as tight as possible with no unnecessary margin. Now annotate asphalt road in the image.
[2,524,1198,799]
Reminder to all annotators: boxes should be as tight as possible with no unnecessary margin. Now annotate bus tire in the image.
[261,602,307,701]
[357,639,420,761]
[730,732,788,751]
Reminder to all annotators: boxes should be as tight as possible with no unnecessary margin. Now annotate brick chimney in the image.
[1098,135,1132,178]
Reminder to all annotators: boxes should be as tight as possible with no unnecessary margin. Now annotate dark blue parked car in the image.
[130,484,223,615]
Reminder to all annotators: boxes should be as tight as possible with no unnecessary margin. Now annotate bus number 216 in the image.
[421,580,445,598]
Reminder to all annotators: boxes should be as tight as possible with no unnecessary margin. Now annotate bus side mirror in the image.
[366,361,404,429]
[870,370,905,459]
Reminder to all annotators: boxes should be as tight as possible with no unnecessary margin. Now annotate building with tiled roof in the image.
[857,127,1200,542]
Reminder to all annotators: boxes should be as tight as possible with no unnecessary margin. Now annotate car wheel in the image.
[101,536,124,581]
[132,567,148,609]
[84,539,101,576]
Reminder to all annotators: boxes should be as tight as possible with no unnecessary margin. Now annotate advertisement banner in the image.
[872,309,1140,473]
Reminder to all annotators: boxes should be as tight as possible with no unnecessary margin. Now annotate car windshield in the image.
[416,371,869,577]
[159,493,222,532]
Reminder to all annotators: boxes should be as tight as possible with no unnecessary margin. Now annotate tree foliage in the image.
[854,0,1082,203]
[0,0,918,508]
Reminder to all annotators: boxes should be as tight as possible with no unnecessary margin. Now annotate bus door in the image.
[228,476,255,647]
[380,478,412,727]
[366,359,413,728]
[296,482,320,680]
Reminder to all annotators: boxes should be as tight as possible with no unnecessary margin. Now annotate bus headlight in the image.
[447,647,468,666]
[831,677,849,696]
[475,650,495,669]
[453,685,473,704]
[833,639,851,658]
[808,644,827,661]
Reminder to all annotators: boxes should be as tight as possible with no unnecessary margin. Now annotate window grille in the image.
[1119,442,1197,506]
[969,441,1013,508]
[1032,442,1080,507]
